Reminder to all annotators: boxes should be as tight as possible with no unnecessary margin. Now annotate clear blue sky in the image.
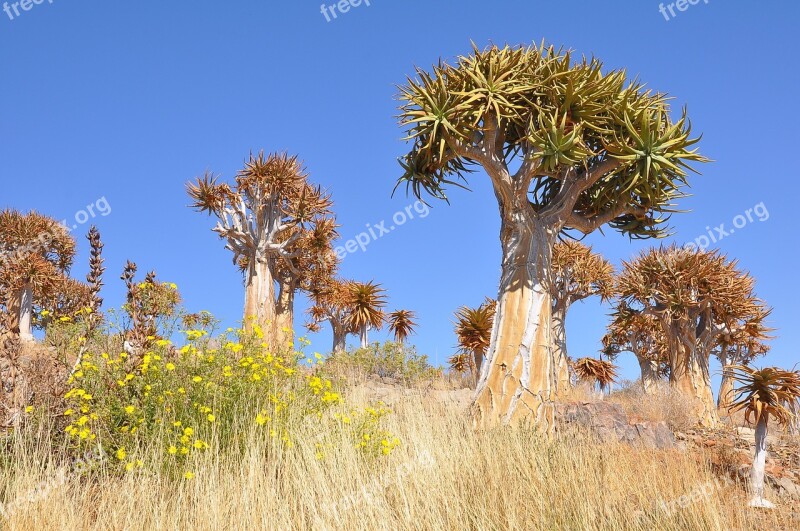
[1,1,798,388]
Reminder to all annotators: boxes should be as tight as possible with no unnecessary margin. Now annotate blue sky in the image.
[1,1,798,388]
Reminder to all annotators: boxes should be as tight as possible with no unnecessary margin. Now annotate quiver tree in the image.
[397,43,706,427]
[272,216,338,348]
[573,357,618,395]
[551,241,614,392]
[715,312,771,410]
[0,210,77,343]
[345,281,387,348]
[728,365,800,509]
[603,301,670,394]
[188,152,332,346]
[617,246,771,427]
[388,309,418,344]
[306,277,357,354]
[453,299,496,386]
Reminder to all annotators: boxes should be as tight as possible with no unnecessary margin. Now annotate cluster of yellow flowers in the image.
[62,324,398,480]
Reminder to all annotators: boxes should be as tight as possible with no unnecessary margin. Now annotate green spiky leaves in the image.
[397,42,708,239]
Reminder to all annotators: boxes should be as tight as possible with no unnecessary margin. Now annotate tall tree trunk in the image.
[471,349,482,387]
[359,324,368,349]
[788,399,799,436]
[243,260,276,344]
[749,414,774,508]
[275,278,296,350]
[551,300,571,395]
[638,357,661,395]
[331,319,347,354]
[717,354,735,410]
[16,284,34,343]
[669,335,718,427]
[471,216,558,428]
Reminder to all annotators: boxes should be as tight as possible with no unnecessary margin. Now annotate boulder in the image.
[555,401,676,450]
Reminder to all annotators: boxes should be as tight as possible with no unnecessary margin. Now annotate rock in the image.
[767,475,800,499]
[554,401,676,450]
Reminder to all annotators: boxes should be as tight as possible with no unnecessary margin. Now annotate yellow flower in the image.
[116,448,127,461]
[165,363,176,371]
[124,405,135,414]
[255,413,270,426]
[169,283,178,290]
[155,339,171,347]
[184,471,195,480]
[24,406,34,414]
[173,421,182,427]
[168,446,178,455]
[207,414,215,423]
[183,427,194,436]
[192,376,202,383]
[125,462,135,472]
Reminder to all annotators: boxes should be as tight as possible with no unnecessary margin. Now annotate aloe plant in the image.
[728,365,800,508]
[396,42,707,427]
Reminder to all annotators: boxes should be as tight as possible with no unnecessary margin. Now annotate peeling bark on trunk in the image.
[275,279,296,350]
[669,337,718,427]
[471,215,558,429]
[331,319,347,354]
[17,284,34,343]
[717,355,735,411]
[551,301,571,395]
[749,414,773,508]
[638,357,661,395]
[243,260,276,345]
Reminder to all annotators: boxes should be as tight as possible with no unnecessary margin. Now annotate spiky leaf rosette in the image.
[573,357,618,389]
[397,42,707,238]
[273,215,339,292]
[345,281,387,333]
[448,353,471,374]
[728,365,800,427]
[552,240,614,304]
[617,246,770,347]
[305,277,357,334]
[603,301,669,367]
[187,152,333,271]
[0,210,77,303]
[453,298,496,356]
[388,310,418,343]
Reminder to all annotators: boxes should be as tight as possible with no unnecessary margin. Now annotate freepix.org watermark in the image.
[335,200,430,260]
[683,202,768,252]
[3,0,54,21]
[320,0,372,22]
[658,0,709,21]
[0,197,111,269]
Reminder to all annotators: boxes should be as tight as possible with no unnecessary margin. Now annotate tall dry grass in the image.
[0,393,795,530]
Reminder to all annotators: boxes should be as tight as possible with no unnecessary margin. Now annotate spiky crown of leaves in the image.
[454,298,496,356]
[573,357,618,388]
[552,240,615,302]
[617,245,769,326]
[397,42,707,238]
[729,365,800,427]
[0,210,77,294]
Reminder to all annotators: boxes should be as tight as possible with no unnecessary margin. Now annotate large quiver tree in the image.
[0,210,77,343]
[551,241,614,392]
[603,301,670,394]
[188,152,332,346]
[617,246,771,427]
[397,43,706,427]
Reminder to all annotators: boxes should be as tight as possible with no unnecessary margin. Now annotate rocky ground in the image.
[353,375,800,508]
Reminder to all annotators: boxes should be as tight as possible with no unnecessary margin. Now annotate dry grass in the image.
[0,393,796,531]
[609,380,698,432]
